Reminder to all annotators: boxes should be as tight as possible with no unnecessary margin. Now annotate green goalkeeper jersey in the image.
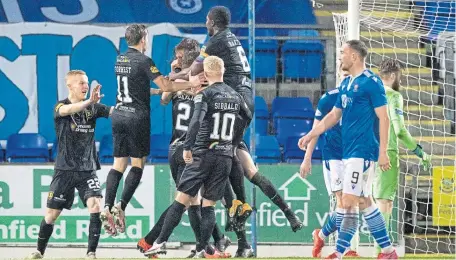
[385,86,417,152]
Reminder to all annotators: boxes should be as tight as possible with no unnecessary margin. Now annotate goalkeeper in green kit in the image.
[374,58,432,253]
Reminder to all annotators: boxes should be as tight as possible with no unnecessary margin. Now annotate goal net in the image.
[333,0,456,256]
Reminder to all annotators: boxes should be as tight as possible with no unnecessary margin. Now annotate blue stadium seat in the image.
[149,134,171,163]
[99,135,114,164]
[255,96,268,111]
[6,133,49,162]
[282,30,324,80]
[271,97,313,115]
[283,135,306,163]
[275,114,313,146]
[255,109,269,135]
[255,135,281,163]
[237,29,278,79]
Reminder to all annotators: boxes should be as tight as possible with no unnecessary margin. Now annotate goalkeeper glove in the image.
[413,144,432,171]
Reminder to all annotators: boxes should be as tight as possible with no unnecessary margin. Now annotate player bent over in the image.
[374,58,431,254]
[299,40,398,259]
[101,24,200,236]
[144,56,251,258]
[28,70,113,259]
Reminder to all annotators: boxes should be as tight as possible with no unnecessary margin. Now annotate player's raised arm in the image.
[56,73,103,117]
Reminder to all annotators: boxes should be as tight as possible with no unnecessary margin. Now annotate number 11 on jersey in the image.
[117,75,132,103]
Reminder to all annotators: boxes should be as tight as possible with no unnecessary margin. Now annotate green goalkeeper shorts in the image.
[374,150,399,201]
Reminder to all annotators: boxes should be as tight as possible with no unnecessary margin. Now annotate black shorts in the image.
[168,143,186,186]
[112,108,150,158]
[177,151,232,201]
[47,170,102,210]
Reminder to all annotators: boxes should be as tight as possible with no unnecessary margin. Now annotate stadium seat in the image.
[271,97,313,115]
[6,133,49,162]
[0,148,4,162]
[99,135,114,164]
[283,135,306,163]
[237,29,278,79]
[275,114,313,146]
[255,96,268,111]
[282,30,324,80]
[254,96,269,135]
[255,135,281,163]
[149,134,171,163]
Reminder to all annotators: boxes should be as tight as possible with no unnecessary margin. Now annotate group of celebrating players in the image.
[27,4,432,260]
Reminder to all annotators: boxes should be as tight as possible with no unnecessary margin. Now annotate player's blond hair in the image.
[203,56,225,76]
[65,70,87,85]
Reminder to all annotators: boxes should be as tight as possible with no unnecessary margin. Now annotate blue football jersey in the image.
[335,69,387,161]
[315,88,342,160]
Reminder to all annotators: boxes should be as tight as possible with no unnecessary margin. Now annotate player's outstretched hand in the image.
[183,150,193,164]
[298,134,312,150]
[421,152,432,171]
[89,84,104,104]
[300,158,312,178]
[378,152,391,172]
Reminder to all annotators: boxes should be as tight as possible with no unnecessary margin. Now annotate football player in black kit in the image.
[144,56,251,258]
[170,6,303,257]
[138,39,231,258]
[28,70,113,259]
[101,24,201,236]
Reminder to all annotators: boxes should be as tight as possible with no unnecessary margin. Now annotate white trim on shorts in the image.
[322,160,344,196]
[342,158,375,197]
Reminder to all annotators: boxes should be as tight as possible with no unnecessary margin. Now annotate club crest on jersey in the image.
[150,66,159,73]
[48,192,54,200]
[85,109,93,120]
[169,0,202,14]
[353,84,359,92]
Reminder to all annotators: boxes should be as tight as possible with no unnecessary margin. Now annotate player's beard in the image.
[392,77,400,91]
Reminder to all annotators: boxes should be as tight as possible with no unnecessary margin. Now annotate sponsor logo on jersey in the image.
[169,0,202,14]
[354,84,359,92]
[48,192,54,200]
[315,109,322,117]
[150,66,159,74]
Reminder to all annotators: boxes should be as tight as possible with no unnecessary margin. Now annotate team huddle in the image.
[27,5,431,260]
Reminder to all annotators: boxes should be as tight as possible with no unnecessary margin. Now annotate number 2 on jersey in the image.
[117,75,132,103]
[236,46,251,73]
[176,103,191,131]
[210,112,236,141]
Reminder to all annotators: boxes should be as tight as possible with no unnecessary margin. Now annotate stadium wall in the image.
[0,164,396,246]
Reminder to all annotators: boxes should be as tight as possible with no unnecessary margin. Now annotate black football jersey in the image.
[115,48,161,113]
[54,99,110,171]
[170,93,195,144]
[202,29,251,88]
[184,83,243,157]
